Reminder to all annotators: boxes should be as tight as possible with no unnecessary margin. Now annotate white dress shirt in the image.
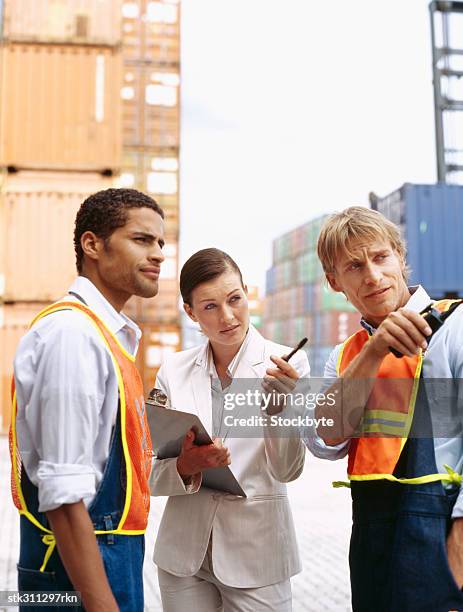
[208,329,251,438]
[13,276,141,513]
[306,286,463,517]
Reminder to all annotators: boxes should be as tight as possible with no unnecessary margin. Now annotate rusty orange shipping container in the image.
[136,322,181,395]
[124,278,179,325]
[122,0,180,63]
[0,43,122,171]
[2,0,122,46]
[0,301,47,433]
[119,148,179,228]
[122,65,180,148]
[0,171,113,302]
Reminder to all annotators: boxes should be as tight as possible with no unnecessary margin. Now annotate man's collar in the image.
[360,285,432,334]
[405,285,433,313]
[66,276,141,340]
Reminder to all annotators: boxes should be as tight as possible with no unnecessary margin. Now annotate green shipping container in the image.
[308,216,327,250]
[273,320,283,344]
[300,252,312,283]
[294,316,305,342]
[274,233,291,263]
[282,260,293,288]
[301,215,328,253]
[319,285,357,312]
[307,252,324,283]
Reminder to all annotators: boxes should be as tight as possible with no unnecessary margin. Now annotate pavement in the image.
[0,436,352,611]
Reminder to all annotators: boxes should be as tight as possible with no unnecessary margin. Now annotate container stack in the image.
[371,183,463,299]
[263,216,359,377]
[247,286,263,331]
[0,0,122,432]
[120,0,181,393]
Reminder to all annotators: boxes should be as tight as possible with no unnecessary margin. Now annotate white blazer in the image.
[149,325,310,588]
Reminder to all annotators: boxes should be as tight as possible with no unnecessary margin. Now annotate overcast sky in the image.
[179,0,436,291]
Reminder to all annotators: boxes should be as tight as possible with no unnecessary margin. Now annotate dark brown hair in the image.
[180,248,244,306]
[74,188,164,273]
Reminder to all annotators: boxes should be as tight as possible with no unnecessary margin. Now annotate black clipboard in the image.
[147,404,246,498]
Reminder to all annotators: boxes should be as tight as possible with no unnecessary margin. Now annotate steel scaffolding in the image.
[430,1,463,183]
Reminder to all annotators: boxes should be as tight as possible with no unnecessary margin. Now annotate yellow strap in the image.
[444,464,463,482]
[361,424,407,436]
[40,534,56,572]
[363,409,408,423]
[30,302,136,363]
[333,464,462,489]
[37,528,145,573]
[93,529,146,535]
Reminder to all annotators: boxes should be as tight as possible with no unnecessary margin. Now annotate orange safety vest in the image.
[335,299,463,487]
[9,301,152,568]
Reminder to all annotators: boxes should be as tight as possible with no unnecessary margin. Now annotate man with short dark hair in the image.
[305,206,463,611]
[11,188,165,611]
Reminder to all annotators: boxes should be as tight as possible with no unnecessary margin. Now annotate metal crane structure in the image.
[430,1,463,183]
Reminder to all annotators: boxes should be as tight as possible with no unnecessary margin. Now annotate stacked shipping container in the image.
[0,45,122,171]
[371,183,463,299]
[247,286,263,330]
[0,1,122,431]
[263,216,359,377]
[0,1,123,171]
[120,0,181,391]
[0,1,184,429]
[0,171,113,301]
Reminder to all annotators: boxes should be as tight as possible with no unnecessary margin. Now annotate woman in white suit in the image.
[149,248,310,612]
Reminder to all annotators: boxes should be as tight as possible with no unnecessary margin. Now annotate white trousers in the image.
[157,542,292,612]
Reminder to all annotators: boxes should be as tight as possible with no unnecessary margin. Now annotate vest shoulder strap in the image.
[432,298,463,322]
[421,298,463,341]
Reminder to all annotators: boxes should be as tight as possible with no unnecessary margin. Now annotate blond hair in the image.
[317,206,408,277]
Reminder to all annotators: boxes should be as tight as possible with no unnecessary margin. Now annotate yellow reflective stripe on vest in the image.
[30,303,136,364]
[361,424,407,436]
[333,464,462,488]
[363,409,409,423]
[361,408,408,435]
[13,390,54,573]
[406,352,424,436]
[11,391,53,535]
[335,330,358,375]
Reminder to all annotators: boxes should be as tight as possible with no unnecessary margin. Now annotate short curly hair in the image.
[74,188,164,273]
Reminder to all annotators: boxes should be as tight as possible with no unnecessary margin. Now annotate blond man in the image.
[305,207,463,611]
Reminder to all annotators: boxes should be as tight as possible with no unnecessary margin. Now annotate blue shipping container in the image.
[373,183,463,298]
[303,283,314,313]
[265,267,276,295]
[307,345,334,377]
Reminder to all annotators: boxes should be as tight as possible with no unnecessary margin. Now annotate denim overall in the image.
[17,414,145,611]
[349,379,463,612]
